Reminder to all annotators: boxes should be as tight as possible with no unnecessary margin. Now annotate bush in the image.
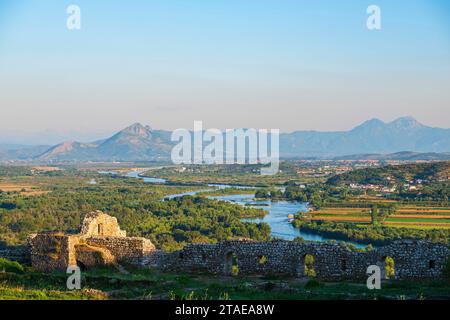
[385,256,395,279]
[0,257,25,274]
[304,254,316,277]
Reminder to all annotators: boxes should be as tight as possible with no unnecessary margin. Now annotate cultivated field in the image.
[307,202,450,229]
[0,181,48,196]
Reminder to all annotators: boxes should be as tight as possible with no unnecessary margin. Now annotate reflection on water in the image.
[126,171,167,184]
[98,170,119,175]
[99,170,167,183]
[210,194,367,248]
[100,170,367,248]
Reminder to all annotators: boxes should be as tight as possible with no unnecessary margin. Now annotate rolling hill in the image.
[326,162,450,186]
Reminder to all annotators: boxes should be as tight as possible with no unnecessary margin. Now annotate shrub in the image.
[0,258,25,274]
[385,256,395,279]
[304,254,316,277]
[231,265,239,277]
[258,255,267,265]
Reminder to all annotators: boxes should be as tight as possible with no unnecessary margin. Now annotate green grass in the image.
[387,225,450,230]
[0,285,105,300]
[1,262,449,300]
[0,258,25,274]
[385,217,450,223]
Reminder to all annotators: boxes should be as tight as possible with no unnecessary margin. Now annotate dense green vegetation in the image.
[0,170,269,251]
[327,162,449,186]
[1,162,450,300]
[1,259,449,300]
[196,187,257,197]
[293,219,450,245]
[0,257,24,274]
[0,166,33,177]
[1,162,448,248]
[142,163,308,186]
[284,162,450,244]
[255,184,360,207]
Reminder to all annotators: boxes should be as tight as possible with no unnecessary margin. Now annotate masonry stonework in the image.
[140,240,450,280]
[28,211,154,272]
[26,211,450,280]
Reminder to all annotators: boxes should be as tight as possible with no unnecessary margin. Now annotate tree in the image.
[385,256,395,279]
[304,254,316,277]
[255,190,269,199]
[370,204,379,225]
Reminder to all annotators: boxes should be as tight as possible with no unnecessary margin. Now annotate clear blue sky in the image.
[0,0,449,143]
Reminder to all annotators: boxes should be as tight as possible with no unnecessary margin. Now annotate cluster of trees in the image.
[253,162,449,208]
[327,162,449,187]
[292,219,449,245]
[395,182,449,204]
[0,166,33,177]
[369,204,398,225]
[144,163,304,187]
[255,184,358,207]
[0,172,270,251]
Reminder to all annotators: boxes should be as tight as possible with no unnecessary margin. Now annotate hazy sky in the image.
[0,0,449,143]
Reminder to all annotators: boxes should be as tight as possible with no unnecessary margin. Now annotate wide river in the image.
[100,170,366,248]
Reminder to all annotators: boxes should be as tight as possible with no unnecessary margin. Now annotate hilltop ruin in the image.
[27,211,450,280]
[28,211,154,272]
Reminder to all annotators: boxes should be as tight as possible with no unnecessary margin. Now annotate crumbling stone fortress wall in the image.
[27,212,449,280]
[28,211,154,272]
[147,240,449,280]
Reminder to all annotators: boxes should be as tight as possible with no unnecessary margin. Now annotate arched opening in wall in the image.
[178,252,184,260]
[341,259,347,272]
[300,254,316,277]
[381,256,395,279]
[97,223,104,236]
[224,252,239,276]
[76,260,87,271]
[429,260,436,269]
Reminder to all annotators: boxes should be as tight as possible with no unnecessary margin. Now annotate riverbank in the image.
[101,170,372,248]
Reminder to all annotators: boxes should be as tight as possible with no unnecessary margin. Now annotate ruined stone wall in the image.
[79,211,126,237]
[28,233,80,272]
[375,241,448,279]
[85,236,155,261]
[141,240,449,280]
[75,244,116,268]
[25,211,449,279]
[0,245,30,263]
[27,211,158,272]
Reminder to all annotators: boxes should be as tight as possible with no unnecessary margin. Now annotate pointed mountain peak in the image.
[119,123,152,137]
[389,116,423,129]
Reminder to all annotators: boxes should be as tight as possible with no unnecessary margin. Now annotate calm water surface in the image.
[99,170,367,248]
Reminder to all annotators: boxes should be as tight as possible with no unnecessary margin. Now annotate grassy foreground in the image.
[1,261,449,300]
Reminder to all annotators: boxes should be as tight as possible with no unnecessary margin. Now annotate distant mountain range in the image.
[280,117,450,158]
[35,123,173,162]
[0,117,449,162]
